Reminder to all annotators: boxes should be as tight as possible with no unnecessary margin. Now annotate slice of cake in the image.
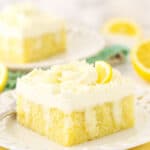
[16,61,135,146]
[0,4,66,64]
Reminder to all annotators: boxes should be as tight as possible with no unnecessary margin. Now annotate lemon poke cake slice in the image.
[0,4,66,63]
[16,61,135,146]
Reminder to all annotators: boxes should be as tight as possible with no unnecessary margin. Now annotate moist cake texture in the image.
[16,61,135,146]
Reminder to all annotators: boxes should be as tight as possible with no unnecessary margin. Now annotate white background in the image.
[38,0,150,30]
[0,0,150,30]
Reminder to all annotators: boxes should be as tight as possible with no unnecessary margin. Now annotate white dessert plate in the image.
[0,89,150,150]
[6,26,105,71]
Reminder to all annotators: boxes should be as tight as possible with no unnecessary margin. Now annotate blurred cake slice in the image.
[0,4,66,63]
[16,61,135,146]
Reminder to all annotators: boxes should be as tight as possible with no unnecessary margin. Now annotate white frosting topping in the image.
[16,61,134,112]
[0,4,65,38]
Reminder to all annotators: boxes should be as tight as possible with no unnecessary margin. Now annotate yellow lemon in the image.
[95,61,112,83]
[103,18,140,37]
[131,40,150,82]
[0,147,7,150]
[129,142,150,150]
[0,64,8,92]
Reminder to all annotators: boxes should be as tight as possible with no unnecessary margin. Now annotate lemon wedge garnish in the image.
[131,40,150,82]
[0,64,8,92]
[103,18,140,37]
[95,61,112,83]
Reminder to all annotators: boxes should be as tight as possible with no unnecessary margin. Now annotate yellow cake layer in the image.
[17,95,134,146]
[0,29,66,63]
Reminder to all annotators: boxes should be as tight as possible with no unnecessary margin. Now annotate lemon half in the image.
[103,18,140,37]
[131,40,150,81]
[0,64,8,92]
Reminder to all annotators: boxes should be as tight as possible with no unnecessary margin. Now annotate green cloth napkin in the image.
[4,71,26,91]
[86,45,129,65]
[4,45,129,91]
